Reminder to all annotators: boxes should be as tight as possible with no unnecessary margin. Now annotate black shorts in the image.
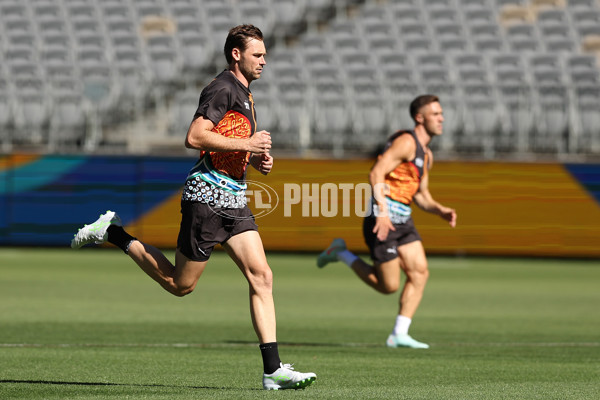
[362,214,421,264]
[177,201,258,262]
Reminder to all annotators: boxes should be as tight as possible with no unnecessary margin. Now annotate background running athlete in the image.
[317,94,457,349]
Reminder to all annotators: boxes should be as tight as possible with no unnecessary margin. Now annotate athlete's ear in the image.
[231,47,241,62]
[415,112,424,125]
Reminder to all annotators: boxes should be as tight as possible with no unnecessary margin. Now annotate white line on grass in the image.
[1,342,598,348]
[445,342,600,347]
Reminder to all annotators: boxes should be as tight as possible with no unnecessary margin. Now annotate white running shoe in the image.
[386,333,430,349]
[316,238,347,268]
[262,363,316,390]
[70,210,122,249]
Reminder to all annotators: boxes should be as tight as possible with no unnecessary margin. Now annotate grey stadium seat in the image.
[572,85,600,153]
[167,89,201,137]
[457,83,500,155]
[13,92,51,146]
[275,81,311,149]
[532,84,570,154]
[348,81,389,149]
[48,92,89,150]
[495,82,534,153]
[311,81,352,152]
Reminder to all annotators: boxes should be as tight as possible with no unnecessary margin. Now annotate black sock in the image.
[106,225,137,254]
[259,342,281,374]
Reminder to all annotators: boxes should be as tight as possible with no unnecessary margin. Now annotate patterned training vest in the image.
[181,70,257,208]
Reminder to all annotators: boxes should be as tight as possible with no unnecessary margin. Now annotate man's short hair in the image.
[410,94,440,123]
[224,24,264,65]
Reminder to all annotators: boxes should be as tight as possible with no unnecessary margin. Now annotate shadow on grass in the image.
[0,379,261,391]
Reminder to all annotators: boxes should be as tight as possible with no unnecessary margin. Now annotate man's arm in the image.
[185,116,272,154]
[413,166,457,227]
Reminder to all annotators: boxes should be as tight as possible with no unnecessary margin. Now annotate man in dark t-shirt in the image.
[71,25,316,391]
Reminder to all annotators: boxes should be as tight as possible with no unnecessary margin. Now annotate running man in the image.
[71,25,316,390]
[317,94,457,349]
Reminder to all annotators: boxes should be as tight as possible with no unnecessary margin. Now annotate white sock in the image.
[337,250,359,267]
[392,315,412,336]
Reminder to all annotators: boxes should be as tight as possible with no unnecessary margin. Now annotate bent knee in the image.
[171,281,196,297]
[173,288,193,297]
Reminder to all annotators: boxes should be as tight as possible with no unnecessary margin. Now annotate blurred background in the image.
[1,0,599,257]
[1,0,600,158]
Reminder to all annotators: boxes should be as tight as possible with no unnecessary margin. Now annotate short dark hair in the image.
[224,24,264,64]
[409,94,440,123]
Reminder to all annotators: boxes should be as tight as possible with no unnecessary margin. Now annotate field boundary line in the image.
[1,342,598,348]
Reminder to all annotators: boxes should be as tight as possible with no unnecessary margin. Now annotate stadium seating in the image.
[167,88,200,137]
[48,91,89,151]
[1,0,599,159]
[263,0,600,157]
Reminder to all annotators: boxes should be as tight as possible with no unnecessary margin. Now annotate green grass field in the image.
[0,248,598,399]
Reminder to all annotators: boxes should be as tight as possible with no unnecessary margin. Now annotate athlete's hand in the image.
[441,207,457,228]
[250,153,273,175]
[247,130,271,154]
[373,215,395,242]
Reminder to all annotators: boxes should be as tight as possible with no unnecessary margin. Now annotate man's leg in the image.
[126,242,207,297]
[396,240,429,319]
[356,258,401,294]
[223,230,316,390]
[317,238,401,294]
[387,240,430,349]
[71,210,207,297]
[222,230,275,343]
[318,238,429,348]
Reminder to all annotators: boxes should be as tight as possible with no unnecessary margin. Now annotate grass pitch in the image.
[0,248,598,399]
